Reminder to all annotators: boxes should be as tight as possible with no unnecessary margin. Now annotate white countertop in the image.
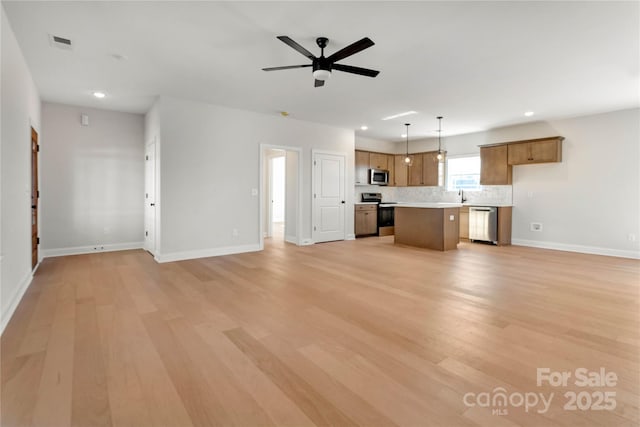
[356,202,378,205]
[463,203,513,207]
[385,202,463,208]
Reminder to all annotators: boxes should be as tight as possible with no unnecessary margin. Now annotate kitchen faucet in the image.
[459,189,467,203]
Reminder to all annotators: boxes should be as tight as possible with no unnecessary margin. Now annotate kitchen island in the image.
[394,203,462,251]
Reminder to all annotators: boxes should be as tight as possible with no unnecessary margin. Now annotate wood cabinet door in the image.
[393,155,408,186]
[497,206,512,246]
[508,138,562,165]
[530,139,561,163]
[480,145,512,185]
[386,154,395,187]
[369,153,388,170]
[355,150,370,184]
[408,154,423,186]
[365,210,377,234]
[507,143,530,165]
[422,152,440,186]
[459,207,469,239]
[355,209,377,236]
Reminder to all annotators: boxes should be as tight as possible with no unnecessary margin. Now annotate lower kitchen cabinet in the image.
[459,206,469,240]
[355,204,377,236]
[497,207,512,246]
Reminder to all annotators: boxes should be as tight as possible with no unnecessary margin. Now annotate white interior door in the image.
[144,142,156,254]
[313,152,345,243]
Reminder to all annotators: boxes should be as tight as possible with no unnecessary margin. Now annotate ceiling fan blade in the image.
[332,63,380,78]
[314,79,325,87]
[277,36,315,60]
[326,37,374,63]
[262,64,312,71]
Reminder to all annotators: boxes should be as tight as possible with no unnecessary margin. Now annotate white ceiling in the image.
[3,1,639,141]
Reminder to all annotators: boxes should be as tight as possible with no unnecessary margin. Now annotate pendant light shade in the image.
[403,123,413,167]
[436,116,444,162]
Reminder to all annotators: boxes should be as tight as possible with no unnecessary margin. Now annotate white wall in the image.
[507,110,639,257]
[355,135,397,153]
[149,96,354,262]
[40,103,145,255]
[1,5,42,333]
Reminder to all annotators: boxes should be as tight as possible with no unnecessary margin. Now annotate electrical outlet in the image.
[629,234,637,242]
[530,222,543,232]
[251,188,258,196]
[449,215,455,221]
[232,228,239,237]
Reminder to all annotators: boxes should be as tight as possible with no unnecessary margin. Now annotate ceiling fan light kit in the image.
[262,36,380,87]
[312,69,331,81]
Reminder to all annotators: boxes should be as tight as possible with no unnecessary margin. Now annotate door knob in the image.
[150,203,155,206]
[341,200,345,204]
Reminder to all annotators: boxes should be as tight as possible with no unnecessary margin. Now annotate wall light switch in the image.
[449,215,455,221]
[251,188,258,196]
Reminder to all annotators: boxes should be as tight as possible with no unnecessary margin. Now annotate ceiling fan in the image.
[262,36,380,87]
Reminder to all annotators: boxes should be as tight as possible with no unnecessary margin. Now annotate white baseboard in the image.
[1,270,33,336]
[155,243,262,263]
[41,241,144,258]
[346,233,356,241]
[284,235,298,245]
[512,239,640,259]
[300,239,314,246]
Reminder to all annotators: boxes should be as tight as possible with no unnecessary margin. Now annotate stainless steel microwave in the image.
[369,168,389,185]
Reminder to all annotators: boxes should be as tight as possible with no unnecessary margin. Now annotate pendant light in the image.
[403,123,413,166]
[436,116,444,162]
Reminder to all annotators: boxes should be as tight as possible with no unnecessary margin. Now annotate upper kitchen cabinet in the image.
[422,152,441,186]
[369,152,389,170]
[480,145,512,185]
[387,155,395,187]
[393,155,409,187]
[408,154,424,186]
[355,150,370,185]
[507,136,564,165]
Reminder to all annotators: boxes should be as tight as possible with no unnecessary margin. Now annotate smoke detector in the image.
[48,34,73,50]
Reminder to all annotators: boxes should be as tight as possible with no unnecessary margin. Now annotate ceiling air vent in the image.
[48,34,73,50]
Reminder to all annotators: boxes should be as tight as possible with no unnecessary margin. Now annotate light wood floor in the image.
[2,237,639,427]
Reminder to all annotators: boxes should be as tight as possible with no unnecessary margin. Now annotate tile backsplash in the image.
[355,185,512,206]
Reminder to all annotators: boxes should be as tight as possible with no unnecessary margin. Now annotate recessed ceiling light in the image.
[524,111,534,117]
[93,91,106,99]
[360,125,368,131]
[382,111,417,121]
[111,53,128,61]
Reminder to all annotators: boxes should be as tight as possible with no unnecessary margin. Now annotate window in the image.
[446,155,481,191]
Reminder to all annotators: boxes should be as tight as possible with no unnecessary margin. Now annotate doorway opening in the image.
[260,145,302,249]
[144,140,156,255]
[269,154,286,240]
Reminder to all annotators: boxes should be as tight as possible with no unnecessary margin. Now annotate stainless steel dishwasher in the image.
[469,206,498,244]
